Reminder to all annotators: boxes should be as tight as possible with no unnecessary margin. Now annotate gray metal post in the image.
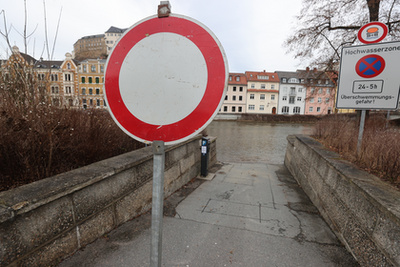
[150,141,165,267]
[357,110,366,155]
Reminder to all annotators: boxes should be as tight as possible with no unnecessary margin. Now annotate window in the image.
[82,88,86,95]
[260,94,265,100]
[83,65,87,73]
[289,96,295,104]
[248,104,255,110]
[232,106,236,112]
[225,95,228,100]
[51,74,58,81]
[282,78,287,83]
[65,86,72,94]
[271,84,275,89]
[81,77,85,83]
[298,88,303,93]
[290,87,296,94]
[325,97,330,103]
[96,88,100,95]
[88,77,93,84]
[297,97,302,101]
[309,107,313,112]
[282,106,289,114]
[89,99,93,106]
[271,95,275,100]
[100,65,104,73]
[51,86,59,94]
[65,74,71,81]
[89,88,93,95]
[239,87,243,92]
[233,86,237,92]
[318,97,322,103]
[251,84,255,89]
[97,99,100,106]
[229,76,232,81]
[326,88,330,94]
[83,99,87,109]
[293,106,301,114]
[310,97,314,103]
[261,84,266,89]
[238,107,242,112]
[310,88,315,94]
[289,78,298,83]
[239,96,243,101]
[95,77,100,84]
[250,94,255,100]
[233,95,236,101]
[236,76,240,82]
[317,107,321,112]
[282,96,287,101]
[91,65,96,72]
[257,75,269,79]
[223,106,228,112]
[67,63,71,69]
[318,88,323,94]
[38,74,45,80]
[259,105,264,111]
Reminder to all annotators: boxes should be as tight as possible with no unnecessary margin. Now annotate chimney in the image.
[306,67,310,72]
[313,67,317,73]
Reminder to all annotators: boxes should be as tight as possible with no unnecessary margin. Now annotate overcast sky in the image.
[0,0,305,73]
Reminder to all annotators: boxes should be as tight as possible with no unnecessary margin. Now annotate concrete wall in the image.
[0,135,216,267]
[285,135,400,266]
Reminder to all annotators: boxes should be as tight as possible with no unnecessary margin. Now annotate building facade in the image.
[245,71,279,114]
[220,73,247,114]
[276,71,306,115]
[298,68,336,115]
[73,34,107,61]
[77,58,107,109]
[105,26,126,55]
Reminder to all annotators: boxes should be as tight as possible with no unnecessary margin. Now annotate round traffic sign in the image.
[358,22,388,44]
[355,54,385,78]
[104,14,228,145]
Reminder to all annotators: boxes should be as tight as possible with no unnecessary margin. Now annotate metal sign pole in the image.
[150,141,165,267]
[357,110,366,155]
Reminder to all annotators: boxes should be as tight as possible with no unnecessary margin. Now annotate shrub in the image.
[314,113,400,189]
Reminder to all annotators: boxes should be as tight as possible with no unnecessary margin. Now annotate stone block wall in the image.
[285,135,400,266]
[0,135,216,266]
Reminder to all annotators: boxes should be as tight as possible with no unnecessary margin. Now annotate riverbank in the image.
[215,113,324,123]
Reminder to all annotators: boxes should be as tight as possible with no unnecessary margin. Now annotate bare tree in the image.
[285,0,400,70]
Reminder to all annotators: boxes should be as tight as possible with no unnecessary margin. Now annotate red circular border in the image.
[104,16,226,143]
[355,54,385,78]
[357,22,388,44]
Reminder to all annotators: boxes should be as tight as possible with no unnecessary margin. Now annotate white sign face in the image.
[336,41,400,110]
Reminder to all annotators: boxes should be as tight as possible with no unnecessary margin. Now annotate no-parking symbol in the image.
[355,54,385,78]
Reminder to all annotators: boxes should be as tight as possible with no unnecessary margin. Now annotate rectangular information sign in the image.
[336,41,400,110]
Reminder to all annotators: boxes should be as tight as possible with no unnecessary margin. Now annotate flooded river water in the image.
[205,120,315,164]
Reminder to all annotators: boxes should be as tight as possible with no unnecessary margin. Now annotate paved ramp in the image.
[59,162,358,266]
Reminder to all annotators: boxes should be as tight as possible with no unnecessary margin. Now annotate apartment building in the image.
[297,68,336,115]
[276,71,306,115]
[77,58,107,109]
[4,46,80,108]
[220,73,247,113]
[105,26,126,54]
[245,71,279,114]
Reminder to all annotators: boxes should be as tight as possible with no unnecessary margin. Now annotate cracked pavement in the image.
[59,162,358,266]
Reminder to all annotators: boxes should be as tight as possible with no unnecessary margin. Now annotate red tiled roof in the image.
[245,71,279,82]
[228,72,247,85]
